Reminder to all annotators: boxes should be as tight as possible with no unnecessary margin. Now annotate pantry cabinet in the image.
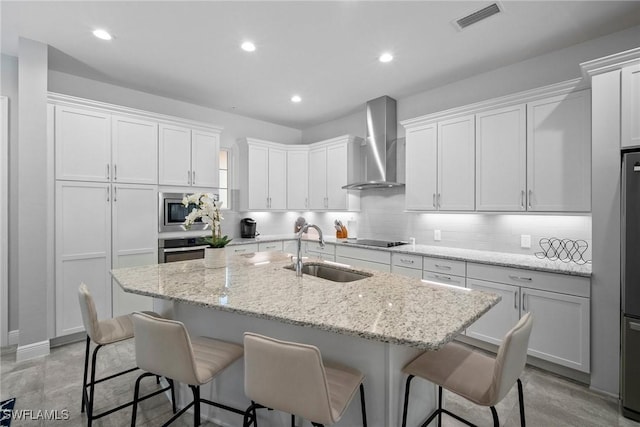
[112,115,158,184]
[622,63,640,148]
[527,91,591,212]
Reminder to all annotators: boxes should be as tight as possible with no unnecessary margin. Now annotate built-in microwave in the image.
[159,192,216,233]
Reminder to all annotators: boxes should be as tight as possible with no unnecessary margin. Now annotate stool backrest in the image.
[132,312,199,385]
[244,332,335,425]
[78,283,101,343]
[491,311,533,404]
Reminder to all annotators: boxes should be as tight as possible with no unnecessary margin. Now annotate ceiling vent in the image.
[454,2,503,30]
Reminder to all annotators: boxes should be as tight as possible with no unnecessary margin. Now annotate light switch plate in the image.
[434,230,442,241]
[521,234,531,249]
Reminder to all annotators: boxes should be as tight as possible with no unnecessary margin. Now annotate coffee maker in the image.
[240,218,257,238]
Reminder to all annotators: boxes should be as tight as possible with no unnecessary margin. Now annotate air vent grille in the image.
[455,3,502,30]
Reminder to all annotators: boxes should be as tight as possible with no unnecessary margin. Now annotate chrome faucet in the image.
[295,223,324,277]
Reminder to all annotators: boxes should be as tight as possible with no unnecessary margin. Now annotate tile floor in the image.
[1,339,639,427]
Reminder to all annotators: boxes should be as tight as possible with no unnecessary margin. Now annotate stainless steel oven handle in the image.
[163,245,210,253]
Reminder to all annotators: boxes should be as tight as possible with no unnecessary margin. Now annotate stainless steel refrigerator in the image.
[622,151,640,421]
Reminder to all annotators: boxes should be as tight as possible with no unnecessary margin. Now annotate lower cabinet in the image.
[466,279,520,345]
[306,242,336,261]
[258,241,283,252]
[335,245,390,273]
[226,243,259,256]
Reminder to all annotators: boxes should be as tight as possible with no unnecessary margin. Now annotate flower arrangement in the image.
[182,193,232,248]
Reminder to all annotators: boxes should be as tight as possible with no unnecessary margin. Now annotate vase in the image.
[204,247,226,269]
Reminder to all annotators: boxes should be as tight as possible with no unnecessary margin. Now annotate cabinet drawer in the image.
[423,271,466,288]
[423,257,466,277]
[335,245,390,265]
[226,243,259,255]
[307,242,335,255]
[392,253,423,270]
[393,265,424,279]
[335,256,390,273]
[467,263,590,298]
[258,241,283,252]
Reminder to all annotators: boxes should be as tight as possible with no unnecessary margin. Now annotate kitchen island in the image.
[112,251,500,427]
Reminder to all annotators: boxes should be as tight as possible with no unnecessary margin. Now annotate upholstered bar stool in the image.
[130,311,245,426]
[243,332,368,427]
[401,312,533,427]
[78,283,174,427]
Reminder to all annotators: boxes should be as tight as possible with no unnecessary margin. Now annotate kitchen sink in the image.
[284,263,371,282]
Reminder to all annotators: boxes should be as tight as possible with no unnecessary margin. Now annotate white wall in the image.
[48,70,302,148]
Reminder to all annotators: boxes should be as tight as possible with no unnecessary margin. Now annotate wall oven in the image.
[159,192,215,233]
[158,237,209,264]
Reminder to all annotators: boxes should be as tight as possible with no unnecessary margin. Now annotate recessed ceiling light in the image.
[92,29,112,41]
[291,95,302,103]
[241,41,256,52]
[379,52,393,63]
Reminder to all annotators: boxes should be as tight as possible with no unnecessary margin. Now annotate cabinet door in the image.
[56,181,111,336]
[112,115,158,184]
[622,64,640,149]
[326,143,348,210]
[438,115,475,211]
[112,184,157,316]
[159,124,191,186]
[527,91,591,212]
[268,147,287,210]
[308,147,327,210]
[405,125,438,210]
[466,279,520,346]
[287,149,309,210]
[522,287,590,372]
[55,106,111,182]
[247,144,270,210]
[476,105,526,211]
[191,130,220,188]
[258,241,284,252]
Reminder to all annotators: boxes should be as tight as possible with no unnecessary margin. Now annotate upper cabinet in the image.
[622,63,640,149]
[237,138,287,211]
[287,146,309,210]
[159,124,220,188]
[112,115,158,184]
[55,105,111,182]
[527,91,591,212]
[476,104,527,211]
[403,84,591,213]
[404,116,475,211]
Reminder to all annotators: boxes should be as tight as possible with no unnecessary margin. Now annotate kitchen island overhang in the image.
[111,251,500,426]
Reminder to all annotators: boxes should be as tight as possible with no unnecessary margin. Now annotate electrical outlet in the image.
[434,230,442,241]
[521,234,531,249]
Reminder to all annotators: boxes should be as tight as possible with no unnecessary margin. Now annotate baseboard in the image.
[590,385,620,399]
[8,329,19,346]
[16,339,50,361]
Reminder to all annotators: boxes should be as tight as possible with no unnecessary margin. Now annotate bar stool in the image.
[130,311,245,426]
[78,283,174,427]
[242,332,368,427]
[401,312,533,427]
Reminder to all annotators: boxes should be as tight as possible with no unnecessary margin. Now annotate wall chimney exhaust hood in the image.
[342,96,404,190]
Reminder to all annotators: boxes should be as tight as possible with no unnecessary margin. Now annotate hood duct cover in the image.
[342,96,404,190]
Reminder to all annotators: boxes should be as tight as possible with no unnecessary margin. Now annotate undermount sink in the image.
[285,263,371,282]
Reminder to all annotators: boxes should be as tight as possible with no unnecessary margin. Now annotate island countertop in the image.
[111,251,500,351]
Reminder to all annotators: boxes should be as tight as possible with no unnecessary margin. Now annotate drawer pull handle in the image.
[235,249,246,253]
[514,290,518,309]
[522,292,527,311]
[509,275,532,282]
[433,274,452,281]
[434,264,452,270]
[400,259,414,264]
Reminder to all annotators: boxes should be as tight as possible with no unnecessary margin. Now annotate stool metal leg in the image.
[168,379,177,414]
[517,378,526,427]
[401,375,414,427]
[81,336,90,413]
[131,372,155,427]
[86,343,104,426]
[438,385,443,427]
[360,383,367,427]
[190,385,201,427]
[490,406,499,427]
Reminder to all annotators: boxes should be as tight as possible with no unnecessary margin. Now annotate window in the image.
[219,149,230,209]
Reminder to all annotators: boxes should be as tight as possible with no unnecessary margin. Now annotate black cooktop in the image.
[346,239,408,248]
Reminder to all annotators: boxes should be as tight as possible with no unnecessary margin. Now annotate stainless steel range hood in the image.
[342,96,404,190]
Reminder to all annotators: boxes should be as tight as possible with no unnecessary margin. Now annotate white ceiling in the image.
[3,1,640,129]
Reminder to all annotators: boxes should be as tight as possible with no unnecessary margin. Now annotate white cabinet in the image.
[392,253,423,278]
[287,147,309,210]
[306,242,336,261]
[622,64,640,148]
[405,124,438,210]
[238,138,287,210]
[335,245,390,273]
[527,91,591,212]
[159,124,220,188]
[404,116,475,211]
[112,115,158,184]
[226,243,259,256]
[466,262,591,373]
[422,256,466,288]
[307,136,360,211]
[111,184,157,317]
[55,181,112,336]
[438,115,475,211]
[475,105,527,211]
[55,105,111,182]
[258,241,284,252]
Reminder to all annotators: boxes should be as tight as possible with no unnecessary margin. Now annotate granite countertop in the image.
[228,235,592,277]
[111,252,500,350]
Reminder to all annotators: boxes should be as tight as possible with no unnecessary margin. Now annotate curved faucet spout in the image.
[295,223,324,277]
